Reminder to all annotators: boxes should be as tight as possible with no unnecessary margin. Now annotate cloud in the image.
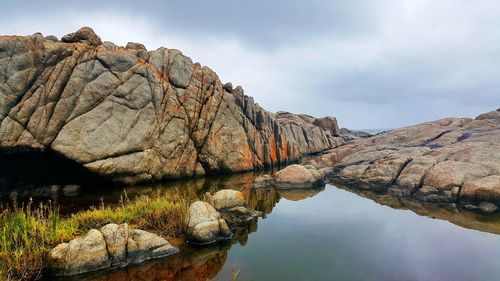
[1,0,499,128]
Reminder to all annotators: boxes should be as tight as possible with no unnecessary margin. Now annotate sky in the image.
[1,0,499,129]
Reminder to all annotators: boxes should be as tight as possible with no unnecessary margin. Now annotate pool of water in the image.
[60,180,500,281]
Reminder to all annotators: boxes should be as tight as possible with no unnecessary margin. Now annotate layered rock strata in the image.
[0,27,343,184]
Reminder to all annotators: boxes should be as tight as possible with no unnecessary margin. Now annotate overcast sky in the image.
[2,0,499,129]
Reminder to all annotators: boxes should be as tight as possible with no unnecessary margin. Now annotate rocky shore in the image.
[304,109,500,211]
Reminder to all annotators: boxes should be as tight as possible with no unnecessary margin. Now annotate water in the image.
[50,176,500,281]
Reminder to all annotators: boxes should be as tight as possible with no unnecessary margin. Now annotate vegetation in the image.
[0,191,187,280]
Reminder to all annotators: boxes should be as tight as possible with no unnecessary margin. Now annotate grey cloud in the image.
[2,0,381,49]
[1,0,499,129]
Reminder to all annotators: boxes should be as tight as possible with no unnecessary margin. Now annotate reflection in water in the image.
[6,173,500,280]
[66,220,259,281]
[332,180,500,235]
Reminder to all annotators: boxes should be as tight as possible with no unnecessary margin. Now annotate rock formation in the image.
[48,223,179,276]
[306,109,500,210]
[185,189,261,244]
[184,201,232,244]
[0,27,343,184]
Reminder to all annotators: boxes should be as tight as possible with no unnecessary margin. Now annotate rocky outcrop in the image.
[275,112,343,154]
[47,223,179,276]
[306,109,500,211]
[0,27,343,184]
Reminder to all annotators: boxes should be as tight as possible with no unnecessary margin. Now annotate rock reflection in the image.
[11,172,500,280]
[332,180,500,235]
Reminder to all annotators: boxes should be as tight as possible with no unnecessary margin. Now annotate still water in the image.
[38,173,500,281]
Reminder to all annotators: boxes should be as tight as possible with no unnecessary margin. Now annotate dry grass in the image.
[0,190,187,280]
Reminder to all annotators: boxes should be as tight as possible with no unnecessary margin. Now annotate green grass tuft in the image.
[0,190,187,280]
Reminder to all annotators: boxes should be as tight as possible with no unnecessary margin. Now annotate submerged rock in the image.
[478,202,498,214]
[48,223,178,276]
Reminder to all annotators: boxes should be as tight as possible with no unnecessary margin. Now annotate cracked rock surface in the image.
[47,223,179,276]
[305,109,500,207]
[0,27,343,184]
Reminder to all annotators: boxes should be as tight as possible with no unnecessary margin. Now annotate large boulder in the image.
[61,26,102,46]
[274,164,325,188]
[313,116,341,136]
[184,201,232,244]
[0,28,343,184]
[211,189,246,209]
[48,224,178,276]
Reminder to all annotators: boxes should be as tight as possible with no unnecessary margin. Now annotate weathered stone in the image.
[478,202,498,213]
[274,164,325,188]
[211,189,246,210]
[363,155,411,185]
[185,201,231,244]
[127,229,179,263]
[424,161,489,190]
[313,116,341,136]
[396,156,437,189]
[461,176,500,202]
[61,26,101,46]
[100,223,129,266]
[223,82,233,92]
[48,229,110,276]
[126,42,146,51]
[48,224,178,276]
[169,51,193,88]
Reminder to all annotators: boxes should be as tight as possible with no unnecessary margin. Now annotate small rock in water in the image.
[211,189,246,210]
[274,164,325,188]
[478,202,498,214]
[184,201,232,244]
[464,204,478,210]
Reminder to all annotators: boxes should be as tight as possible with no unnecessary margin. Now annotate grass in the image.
[0,190,187,280]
